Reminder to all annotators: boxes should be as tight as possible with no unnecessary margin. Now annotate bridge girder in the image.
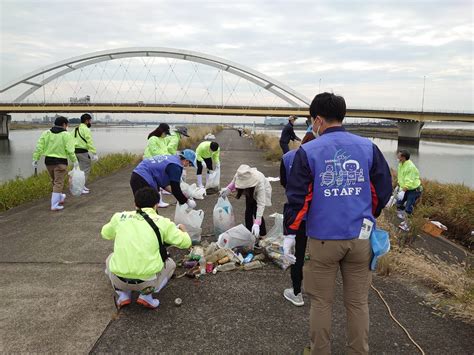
[0,47,310,107]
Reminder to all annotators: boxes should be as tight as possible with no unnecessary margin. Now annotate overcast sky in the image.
[1,0,473,112]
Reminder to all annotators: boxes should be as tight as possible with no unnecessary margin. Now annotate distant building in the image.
[70,95,91,103]
[264,117,288,126]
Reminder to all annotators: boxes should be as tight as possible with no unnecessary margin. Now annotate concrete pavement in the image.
[1,129,472,354]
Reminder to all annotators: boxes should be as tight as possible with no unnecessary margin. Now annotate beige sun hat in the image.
[234,164,259,189]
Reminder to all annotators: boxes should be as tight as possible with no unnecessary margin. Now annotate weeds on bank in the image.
[0,153,140,212]
[253,133,299,162]
[178,125,223,150]
[376,213,474,322]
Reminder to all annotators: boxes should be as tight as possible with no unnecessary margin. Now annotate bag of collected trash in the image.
[206,166,220,190]
[213,196,235,236]
[181,181,206,200]
[68,166,85,197]
[259,213,291,270]
[204,133,216,140]
[174,203,205,243]
[217,224,255,250]
[370,227,390,271]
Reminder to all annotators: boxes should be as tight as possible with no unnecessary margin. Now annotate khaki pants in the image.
[76,152,91,181]
[46,164,67,193]
[105,254,176,293]
[304,238,372,355]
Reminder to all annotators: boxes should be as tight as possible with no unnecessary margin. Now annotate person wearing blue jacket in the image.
[130,150,197,209]
[280,131,315,307]
[283,93,392,355]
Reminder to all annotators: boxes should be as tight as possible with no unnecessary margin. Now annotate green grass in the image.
[0,153,140,212]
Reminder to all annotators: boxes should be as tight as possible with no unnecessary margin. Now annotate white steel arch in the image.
[0,47,310,106]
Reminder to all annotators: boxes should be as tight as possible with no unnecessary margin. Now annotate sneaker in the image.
[81,188,90,195]
[83,186,90,192]
[115,290,132,309]
[396,210,405,220]
[283,288,304,306]
[399,221,410,232]
[157,201,169,208]
[137,294,160,309]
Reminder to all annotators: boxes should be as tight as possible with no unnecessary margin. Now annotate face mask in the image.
[312,119,321,138]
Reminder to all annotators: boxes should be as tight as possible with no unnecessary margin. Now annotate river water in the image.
[0,126,473,188]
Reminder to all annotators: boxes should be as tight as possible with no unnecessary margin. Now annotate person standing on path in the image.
[130,150,197,209]
[221,164,272,238]
[280,130,315,307]
[32,116,78,211]
[279,115,301,154]
[284,93,392,355]
[396,149,422,231]
[166,126,189,155]
[195,141,220,188]
[74,113,98,194]
[143,123,170,159]
[102,187,192,309]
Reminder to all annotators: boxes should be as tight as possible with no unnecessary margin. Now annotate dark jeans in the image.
[279,141,289,154]
[292,221,308,295]
[396,189,421,214]
[130,172,157,198]
[196,158,213,175]
[245,196,266,237]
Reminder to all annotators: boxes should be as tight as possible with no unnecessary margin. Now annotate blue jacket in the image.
[279,122,300,144]
[284,127,392,240]
[133,155,183,190]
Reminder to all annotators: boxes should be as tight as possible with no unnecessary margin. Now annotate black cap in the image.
[159,123,170,135]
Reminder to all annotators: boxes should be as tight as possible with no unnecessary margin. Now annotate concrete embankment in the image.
[1,129,472,354]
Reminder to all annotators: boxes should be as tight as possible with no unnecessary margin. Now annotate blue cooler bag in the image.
[370,228,390,271]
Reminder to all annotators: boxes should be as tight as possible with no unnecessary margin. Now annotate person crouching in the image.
[101,187,192,309]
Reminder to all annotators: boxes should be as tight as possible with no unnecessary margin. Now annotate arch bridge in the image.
[1,47,473,145]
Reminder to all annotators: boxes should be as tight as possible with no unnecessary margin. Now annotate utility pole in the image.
[421,76,426,112]
[319,78,322,92]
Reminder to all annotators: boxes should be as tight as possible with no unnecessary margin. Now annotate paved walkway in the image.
[1,129,472,354]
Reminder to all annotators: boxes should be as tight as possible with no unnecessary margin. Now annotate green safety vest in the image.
[74,123,96,153]
[143,136,168,158]
[196,141,220,163]
[32,129,77,162]
[166,132,181,155]
[397,160,421,190]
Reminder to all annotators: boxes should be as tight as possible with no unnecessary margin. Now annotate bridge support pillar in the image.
[397,120,423,148]
[0,114,12,140]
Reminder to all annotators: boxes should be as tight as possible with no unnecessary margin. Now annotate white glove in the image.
[283,235,296,257]
[397,190,405,201]
[219,188,231,198]
[251,224,260,237]
[32,161,38,168]
[186,199,197,209]
[73,161,80,169]
[91,154,99,162]
[216,163,221,169]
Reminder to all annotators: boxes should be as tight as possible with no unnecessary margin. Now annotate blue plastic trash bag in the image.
[370,228,390,271]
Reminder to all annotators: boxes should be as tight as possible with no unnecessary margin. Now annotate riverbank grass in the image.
[0,153,140,212]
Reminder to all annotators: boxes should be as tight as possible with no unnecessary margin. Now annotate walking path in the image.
[1,129,472,354]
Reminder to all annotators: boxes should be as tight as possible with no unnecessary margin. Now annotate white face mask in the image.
[312,118,321,138]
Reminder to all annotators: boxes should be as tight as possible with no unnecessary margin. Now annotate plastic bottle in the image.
[243,253,254,264]
[253,253,265,262]
[216,262,237,272]
[243,261,264,270]
[199,256,206,275]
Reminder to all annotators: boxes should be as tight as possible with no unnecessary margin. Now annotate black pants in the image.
[279,141,289,154]
[196,158,213,175]
[130,172,158,199]
[291,221,307,295]
[244,196,267,236]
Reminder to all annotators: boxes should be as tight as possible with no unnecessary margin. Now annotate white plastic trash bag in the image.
[213,197,235,236]
[68,166,85,197]
[217,224,255,250]
[206,166,220,190]
[181,181,206,200]
[174,203,204,243]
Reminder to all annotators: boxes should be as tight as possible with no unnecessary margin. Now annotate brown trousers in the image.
[46,164,67,193]
[304,238,372,355]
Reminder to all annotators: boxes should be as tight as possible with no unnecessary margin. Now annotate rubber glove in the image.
[216,163,221,169]
[186,199,197,209]
[251,224,260,237]
[283,235,296,256]
[73,161,80,169]
[32,161,38,168]
[397,190,405,201]
[91,154,99,162]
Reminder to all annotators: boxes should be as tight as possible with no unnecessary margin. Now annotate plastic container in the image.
[243,261,264,271]
[243,253,254,264]
[216,263,237,272]
[217,224,256,250]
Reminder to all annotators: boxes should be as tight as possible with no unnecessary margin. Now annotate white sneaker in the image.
[115,290,132,309]
[158,201,169,208]
[137,293,160,309]
[83,186,90,192]
[283,288,304,306]
[397,210,405,220]
[81,188,90,194]
[399,221,410,232]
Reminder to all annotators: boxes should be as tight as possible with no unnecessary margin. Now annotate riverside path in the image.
[0,129,472,354]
